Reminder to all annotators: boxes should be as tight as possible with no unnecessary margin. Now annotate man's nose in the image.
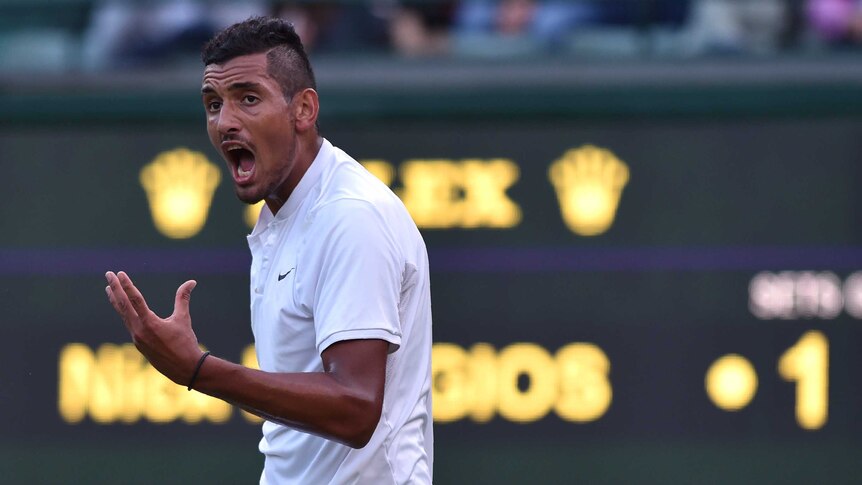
[217,103,241,135]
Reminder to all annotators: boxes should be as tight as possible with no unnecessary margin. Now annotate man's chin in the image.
[235,188,264,205]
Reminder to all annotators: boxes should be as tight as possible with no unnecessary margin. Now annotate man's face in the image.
[202,52,296,205]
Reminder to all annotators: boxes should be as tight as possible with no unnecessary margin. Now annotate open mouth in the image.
[224,143,256,182]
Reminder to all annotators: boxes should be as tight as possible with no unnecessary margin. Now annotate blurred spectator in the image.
[595,0,690,27]
[276,3,390,55]
[43,0,848,70]
[452,0,600,57]
[682,0,790,55]
[563,0,692,58]
[82,0,266,70]
[806,0,862,45]
[389,2,456,57]
[451,0,696,58]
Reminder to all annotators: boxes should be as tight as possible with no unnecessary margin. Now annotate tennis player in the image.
[105,16,432,484]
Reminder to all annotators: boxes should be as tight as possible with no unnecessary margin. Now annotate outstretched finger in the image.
[117,271,152,319]
[172,279,197,320]
[105,271,139,331]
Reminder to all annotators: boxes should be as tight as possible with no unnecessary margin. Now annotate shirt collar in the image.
[248,138,332,239]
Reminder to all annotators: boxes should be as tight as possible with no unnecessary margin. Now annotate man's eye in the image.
[207,101,221,111]
[243,95,259,104]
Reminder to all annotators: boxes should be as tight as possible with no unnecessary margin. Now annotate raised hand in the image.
[105,271,205,386]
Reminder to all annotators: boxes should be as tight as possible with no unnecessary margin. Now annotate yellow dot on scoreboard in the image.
[705,354,758,411]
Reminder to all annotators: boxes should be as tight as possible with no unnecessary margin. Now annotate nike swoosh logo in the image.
[277,268,294,281]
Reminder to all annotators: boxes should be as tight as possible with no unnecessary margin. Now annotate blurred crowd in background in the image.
[2,0,862,72]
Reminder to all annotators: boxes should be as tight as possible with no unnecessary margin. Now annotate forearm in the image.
[191,355,382,448]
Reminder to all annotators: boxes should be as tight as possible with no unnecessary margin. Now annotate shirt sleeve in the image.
[301,198,403,355]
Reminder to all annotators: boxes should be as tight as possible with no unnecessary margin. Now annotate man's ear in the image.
[293,88,319,133]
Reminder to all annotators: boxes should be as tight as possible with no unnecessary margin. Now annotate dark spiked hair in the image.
[202,16,316,100]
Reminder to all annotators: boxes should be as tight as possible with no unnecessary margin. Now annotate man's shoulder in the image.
[314,149,407,218]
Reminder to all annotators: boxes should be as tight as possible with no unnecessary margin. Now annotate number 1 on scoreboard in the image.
[778,331,829,430]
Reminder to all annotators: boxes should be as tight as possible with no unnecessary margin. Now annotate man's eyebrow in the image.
[201,82,263,95]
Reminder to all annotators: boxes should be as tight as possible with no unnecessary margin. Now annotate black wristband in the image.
[187,351,211,391]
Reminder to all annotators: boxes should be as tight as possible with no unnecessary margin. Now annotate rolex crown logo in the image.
[244,201,265,229]
[140,148,221,239]
[548,145,629,236]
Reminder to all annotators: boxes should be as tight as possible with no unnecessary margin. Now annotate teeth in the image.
[226,145,253,177]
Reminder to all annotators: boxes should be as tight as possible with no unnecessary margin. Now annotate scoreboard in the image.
[3,106,862,483]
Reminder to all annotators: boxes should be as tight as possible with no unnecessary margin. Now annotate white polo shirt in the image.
[247,139,433,485]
